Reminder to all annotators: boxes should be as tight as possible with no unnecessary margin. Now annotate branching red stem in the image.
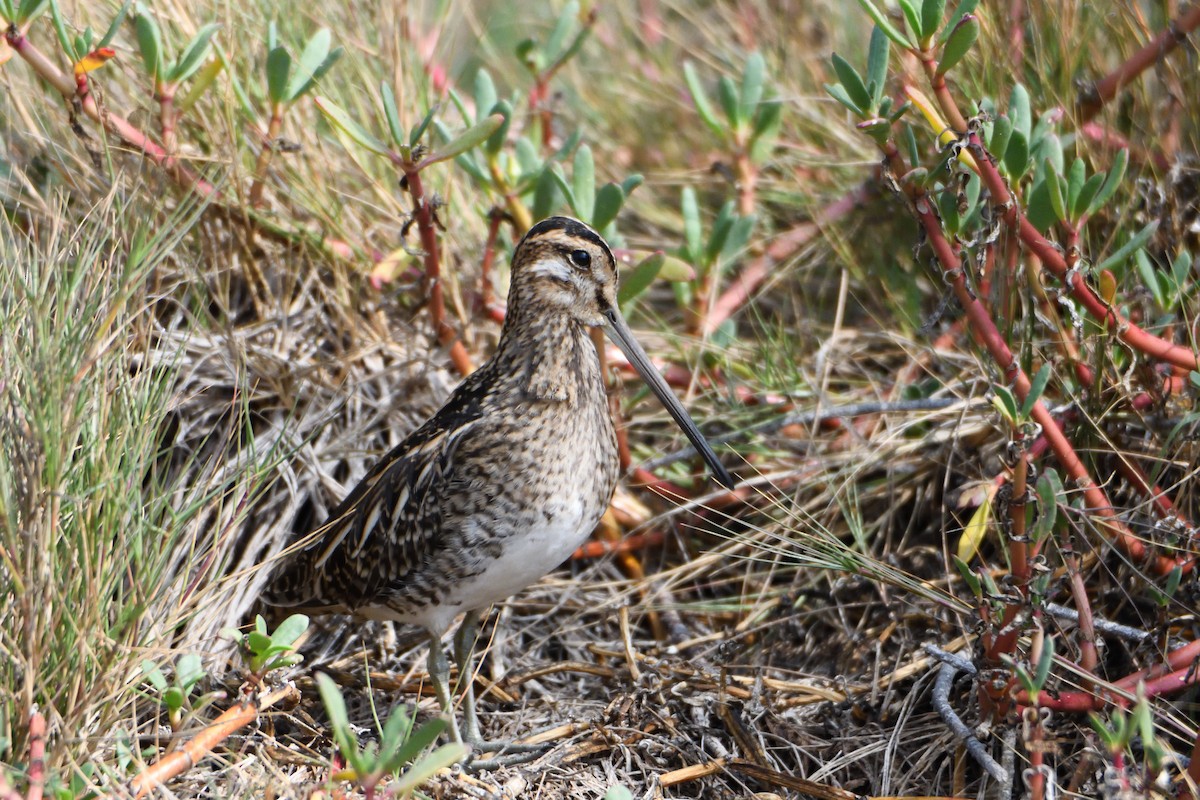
[399,165,472,376]
[1079,5,1200,121]
[5,29,217,196]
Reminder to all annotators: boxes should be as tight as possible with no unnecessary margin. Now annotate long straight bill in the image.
[602,308,736,489]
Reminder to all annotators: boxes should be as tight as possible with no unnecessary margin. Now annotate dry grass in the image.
[2,0,1199,798]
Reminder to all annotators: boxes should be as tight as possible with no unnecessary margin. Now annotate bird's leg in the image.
[452,608,484,745]
[451,609,553,771]
[426,631,465,746]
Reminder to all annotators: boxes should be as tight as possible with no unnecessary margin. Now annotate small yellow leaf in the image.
[956,492,993,562]
[74,47,117,76]
[0,39,14,68]
[1098,269,1117,306]
[369,247,409,288]
[904,85,979,173]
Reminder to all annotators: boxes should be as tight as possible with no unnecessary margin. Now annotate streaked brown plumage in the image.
[265,216,733,763]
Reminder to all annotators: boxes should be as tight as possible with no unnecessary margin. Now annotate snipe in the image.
[265,216,733,765]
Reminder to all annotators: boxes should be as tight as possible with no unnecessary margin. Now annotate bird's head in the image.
[507,216,736,490]
[510,215,618,328]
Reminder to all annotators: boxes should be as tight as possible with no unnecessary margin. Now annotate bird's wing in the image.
[264,379,491,611]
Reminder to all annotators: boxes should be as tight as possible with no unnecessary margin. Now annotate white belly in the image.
[361,493,597,634]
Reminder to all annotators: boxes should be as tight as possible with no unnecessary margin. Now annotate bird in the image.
[264,215,734,765]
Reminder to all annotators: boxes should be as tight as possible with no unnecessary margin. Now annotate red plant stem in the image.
[399,165,472,376]
[27,710,45,800]
[919,57,968,133]
[5,30,218,197]
[884,141,1190,576]
[733,147,756,217]
[1023,706,1045,800]
[987,450,1032,662]
[572,529,667,560]
[158,85,177,157]
[1063,545,1099,676]
[249,105,285,208]
[703,181,872,336]
[1010,451,1031,592]
[1183,731,1200,800]
[1079,5,1200,121]
[973,144,1199,373]
[1116,638,1200,691]
[478,208,505,312]
[1018,637,1200,711]
[913,67,1199,372]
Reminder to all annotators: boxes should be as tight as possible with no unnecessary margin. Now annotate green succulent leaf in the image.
[316,97,390,155]
[1009,83,1031,140]
[937,185,960,235]
[896,0,922,41]
[1065,158,1086,217]
[1033,635,1055,690]
[532,167,560,219]
[705,201,736,266]
[422,114,504,167]
[388,743,469,794]
[135,12,164,82]
[285,28,332,100]
[485,100,512,155]
[1025,175,1055,233]
[991,384,1018,424]
[857,0,915,47]
[48,0,76,58]
[1032,468,1060,543]
[265,46,291,106]
[750,99,783,160]
[1001,129,1029,177]
[1096,220,1159,274]
[1043,160,1067,224]
[717,75,741,128]
[592,182,625,231]
[408,104,438,148]
[952,555,983,598]
[14,0,48,24]
[572,144,595,223]
[739,51,765,124]
[271,614,309,647]
[684,62,725,140]
[142,660,168,691]
[473,69,497,124]
[941,0,980,41]
[920,0,946,41]
[545,0,579,60]
[1020,362,1052,418]
[681,186,702,265]
[936,14,977,75]
[866,25,890,108]
[176,653,205,692]
[169,22,219,84]
[385,715,447,772]
[825,82,864,116]
[831,53,871,114]
[618,252,665,309]
[380,82,405,148]
[1088,148,1127,214]
[1072,172,1105,221]
[620,173,643,197]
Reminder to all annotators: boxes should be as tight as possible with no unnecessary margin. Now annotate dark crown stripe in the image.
[522,216,611,261]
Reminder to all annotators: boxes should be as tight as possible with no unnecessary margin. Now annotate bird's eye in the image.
[570,249,591,268]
